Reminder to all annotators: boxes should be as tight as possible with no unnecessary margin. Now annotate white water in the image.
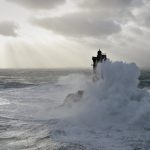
[0,60,150,150]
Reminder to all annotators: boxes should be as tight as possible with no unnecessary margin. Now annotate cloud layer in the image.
[32,12,121,37]
[0,21,18,37]
[31,0,144,38]
[78,0,143,9]
[6,0,66,9]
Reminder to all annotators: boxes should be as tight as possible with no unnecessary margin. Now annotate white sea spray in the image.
[59,60,150,130]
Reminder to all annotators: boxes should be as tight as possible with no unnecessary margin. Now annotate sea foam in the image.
[61,60,150,129]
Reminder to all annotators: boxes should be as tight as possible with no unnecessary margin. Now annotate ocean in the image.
[0,61,150,150]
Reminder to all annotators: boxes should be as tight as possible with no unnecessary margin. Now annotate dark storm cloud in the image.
[134,1,150,28]
[78,0,143,9]
[30,0,143,39]
[32,13,121,37]
[0,21,18,37]
[76,0,144,23]
[6,0,66,9]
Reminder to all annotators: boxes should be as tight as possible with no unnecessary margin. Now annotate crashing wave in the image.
[61,60,150,129]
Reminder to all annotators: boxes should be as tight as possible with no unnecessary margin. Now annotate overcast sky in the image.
[0,0,150,69]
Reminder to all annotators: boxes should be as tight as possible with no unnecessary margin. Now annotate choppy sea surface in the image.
[0,62,150,150]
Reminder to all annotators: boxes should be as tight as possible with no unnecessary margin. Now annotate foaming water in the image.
[51,60,150,149]
[0,63,150,149]
[0,98,10,105]
[67,61,150,128]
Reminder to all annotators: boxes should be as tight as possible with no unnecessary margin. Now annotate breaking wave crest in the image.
[61,60,150,129]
